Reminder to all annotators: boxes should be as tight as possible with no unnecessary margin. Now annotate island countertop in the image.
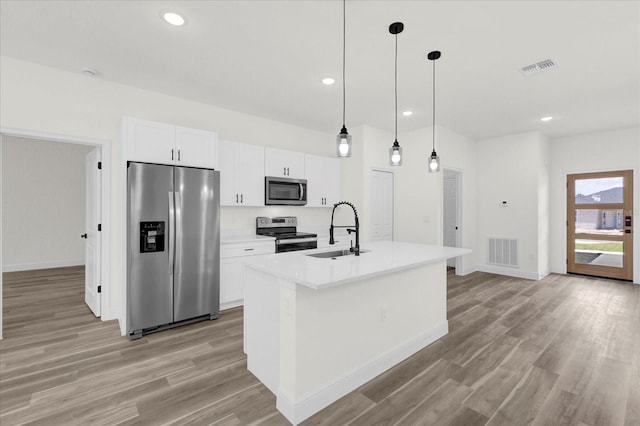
[244,240,471,290]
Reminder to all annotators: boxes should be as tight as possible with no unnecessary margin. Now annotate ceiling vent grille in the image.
[520,59,557,77]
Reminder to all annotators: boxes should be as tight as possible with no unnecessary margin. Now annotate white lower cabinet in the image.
[220,240,274,310]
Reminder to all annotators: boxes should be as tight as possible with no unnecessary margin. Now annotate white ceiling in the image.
[1,0,639,140]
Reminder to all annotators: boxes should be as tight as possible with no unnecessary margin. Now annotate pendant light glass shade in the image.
[389,22,404,167]
[428,50,441,173]
[428,149,440,172]
[390,140,402,166]
[336,0,352,158]
[337,126,352,157]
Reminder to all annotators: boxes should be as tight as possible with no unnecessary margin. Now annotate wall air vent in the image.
[488,238,519,268]
[520,59,557,77]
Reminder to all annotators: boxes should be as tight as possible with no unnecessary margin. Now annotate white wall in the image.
[538,136,550,277]
[476,131,549,280]
[549,127,640,283]
[2,136,93,271]
[0,56,339,333]
[400,125,478,275]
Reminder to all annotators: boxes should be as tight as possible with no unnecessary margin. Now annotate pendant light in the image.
[428,50,441,173]
[336,0,351,157]
[389,22,404,166]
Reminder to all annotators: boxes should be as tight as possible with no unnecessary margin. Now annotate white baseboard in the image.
[220,300,243,311]
[276,320,449,425]
[3,259,84,272]
[476,264,543,280]
[457,265,478,276]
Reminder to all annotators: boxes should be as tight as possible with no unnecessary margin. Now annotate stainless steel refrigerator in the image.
[127,162,220,339]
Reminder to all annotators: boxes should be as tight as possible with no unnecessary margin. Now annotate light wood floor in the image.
[1,266,639,425]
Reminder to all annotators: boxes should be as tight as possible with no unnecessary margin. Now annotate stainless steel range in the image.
[256,217,318,253]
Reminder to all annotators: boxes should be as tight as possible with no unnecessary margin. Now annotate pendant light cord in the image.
[394,33,398,140]
[342,0,346,128]
[432,58,436,150]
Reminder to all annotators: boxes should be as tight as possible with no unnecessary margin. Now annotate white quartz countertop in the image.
[221,234,275,244]
[244,241,471,290]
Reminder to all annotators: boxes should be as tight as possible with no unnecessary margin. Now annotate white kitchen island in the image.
[243,241,471,425]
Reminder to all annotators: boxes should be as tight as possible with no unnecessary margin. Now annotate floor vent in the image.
[520,59,557,77]
[488,238,519,267]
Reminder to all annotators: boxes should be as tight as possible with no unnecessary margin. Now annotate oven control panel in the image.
[257,216,297,228]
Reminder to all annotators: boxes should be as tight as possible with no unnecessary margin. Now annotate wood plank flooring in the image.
[1,266,638,425]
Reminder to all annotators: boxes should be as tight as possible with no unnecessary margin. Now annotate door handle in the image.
[168,192,175,269]
[283,167,286,176]
[287,167,290,176]
[236,194,239,203]
[171,149,174,161]
[81,233,88,239]
[241,194,243,203]
[174,191,182,274]
[178,150,181,161]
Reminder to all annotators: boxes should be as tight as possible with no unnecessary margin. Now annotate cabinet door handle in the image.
[236,194,239,203]
[178,150,181,161]
[287,167,290,176]
[244,248,254,251]
[241,194,243,203]
[171,149,174,161]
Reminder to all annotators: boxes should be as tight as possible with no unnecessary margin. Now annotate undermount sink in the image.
[307,249,369,259]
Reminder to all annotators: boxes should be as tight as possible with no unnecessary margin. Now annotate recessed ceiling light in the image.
[540,116,553,122]
[163,12,185,26]
[402,111,413,116]
[322,78,335,86]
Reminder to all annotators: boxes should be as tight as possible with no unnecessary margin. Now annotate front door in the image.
[84,148,101,316]
[567,170,633,281]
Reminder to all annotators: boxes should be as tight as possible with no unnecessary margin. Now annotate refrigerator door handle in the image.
[174,191,183,275]
[168,191,175,269]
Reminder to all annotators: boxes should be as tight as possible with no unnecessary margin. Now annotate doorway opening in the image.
[443,169,462,272]
[0,129,110,340]
[567,170,634,281]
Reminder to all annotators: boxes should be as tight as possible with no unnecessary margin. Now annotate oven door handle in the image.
[276,237,317,245]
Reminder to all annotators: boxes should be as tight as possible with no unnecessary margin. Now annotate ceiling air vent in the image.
[520,59,557,77]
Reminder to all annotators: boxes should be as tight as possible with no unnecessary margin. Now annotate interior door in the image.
[443,173,459,267]
[567,170,633,281]
[84,148,101,316]
[370,170,394,241]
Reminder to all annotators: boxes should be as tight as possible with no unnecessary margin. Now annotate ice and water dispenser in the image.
[140,221,165,253]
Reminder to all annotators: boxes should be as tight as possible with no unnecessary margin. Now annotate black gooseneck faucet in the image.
[329,201,360,255]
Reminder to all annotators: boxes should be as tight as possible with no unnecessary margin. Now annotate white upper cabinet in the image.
[124,117,217,168]
[304,154,341,207]
[218,140,265,206]
[175,126,217,169]
[265,148,305,179]
[125,117,175,164]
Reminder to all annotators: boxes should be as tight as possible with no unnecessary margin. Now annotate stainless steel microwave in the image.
[265,176,307,206]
